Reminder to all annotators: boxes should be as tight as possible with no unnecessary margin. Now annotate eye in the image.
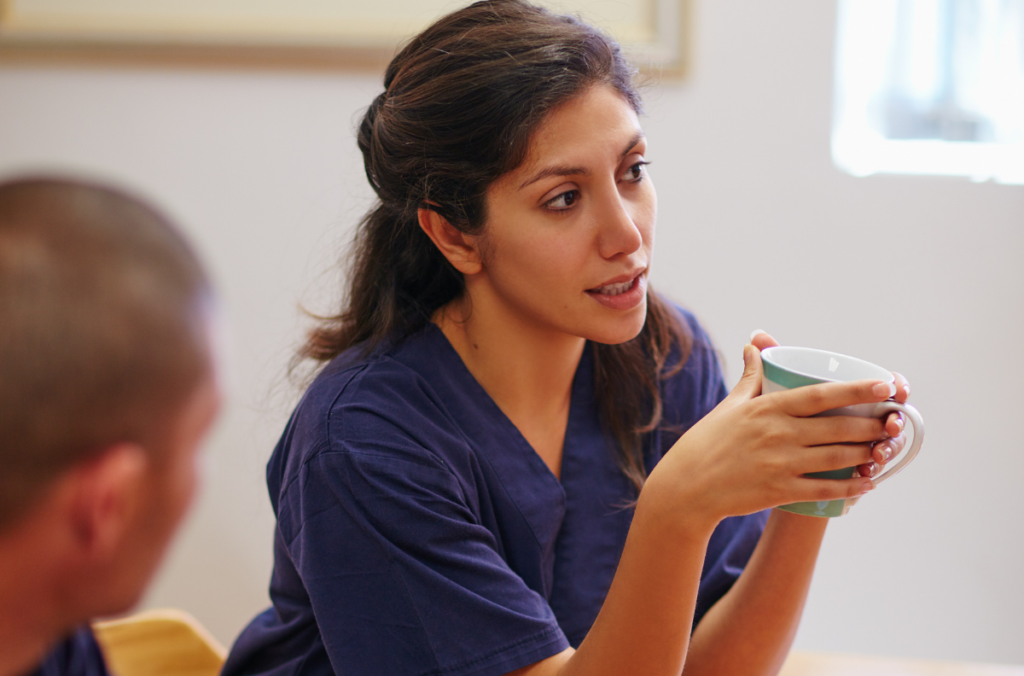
[545,189,579,210]
[621,161,650,183]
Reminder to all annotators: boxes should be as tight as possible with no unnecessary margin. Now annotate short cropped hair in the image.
[0,177,213,531]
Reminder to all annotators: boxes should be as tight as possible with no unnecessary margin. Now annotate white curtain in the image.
[836,0,1024,144]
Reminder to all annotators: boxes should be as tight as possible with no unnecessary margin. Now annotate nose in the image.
[595,187,643,260]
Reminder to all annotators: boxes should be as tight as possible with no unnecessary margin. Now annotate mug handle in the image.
[870,402,925,486]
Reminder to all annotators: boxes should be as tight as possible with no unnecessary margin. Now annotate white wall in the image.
[1,0,1022,666]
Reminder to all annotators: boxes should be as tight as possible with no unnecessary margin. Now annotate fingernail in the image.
[742,344,752,366]
[859,480,875,495]
[895,414,905,432]
[872,381,896,398]
[903,384,911,397]
[877,444,891,463]
[749,329,767,342]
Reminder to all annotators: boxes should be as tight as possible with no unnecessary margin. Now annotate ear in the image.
[66,443,149,562]
[417,205,483,276]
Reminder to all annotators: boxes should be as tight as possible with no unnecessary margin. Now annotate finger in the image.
[856,461,880,478]
[873,430,907,465]
[891,372,910,403]
[798,415,887,446]
[873,439,893,466]
[726,344,764,403]
[891,429,908,454]
[796,443,874,474]
[785,476,874,505]
[774,379,897,418]
[750,329,779,351]
[885,411,904,439]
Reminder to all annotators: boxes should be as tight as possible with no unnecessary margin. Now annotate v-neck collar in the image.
[396,324,597,552]
[388,324,638,631]
[425,323,592,485]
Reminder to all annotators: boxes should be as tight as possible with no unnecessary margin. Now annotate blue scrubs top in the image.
[225,310,768,676]
[27,627,109,676]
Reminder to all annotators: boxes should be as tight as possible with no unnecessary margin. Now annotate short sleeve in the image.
[656,306,771,627]
[275,396,568,676]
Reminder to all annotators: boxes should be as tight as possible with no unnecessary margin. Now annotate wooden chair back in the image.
[92,608,226,676]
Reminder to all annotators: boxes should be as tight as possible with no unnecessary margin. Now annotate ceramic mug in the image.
[760,346,925,517]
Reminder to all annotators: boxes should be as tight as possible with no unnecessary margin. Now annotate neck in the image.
[436,287,585,478]
[0,523,68,676]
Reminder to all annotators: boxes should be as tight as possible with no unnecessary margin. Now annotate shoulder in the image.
[662,302,724,394]
[270,331,498,552]
[664,302,716,362]
[269,327,475,512]
[325,329,467,453]
[657,301,727,433]
[30,627,109,676]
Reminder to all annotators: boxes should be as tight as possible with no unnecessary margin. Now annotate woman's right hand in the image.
[642,343,894,535]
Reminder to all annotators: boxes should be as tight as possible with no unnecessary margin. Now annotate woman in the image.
[224,2,910,675]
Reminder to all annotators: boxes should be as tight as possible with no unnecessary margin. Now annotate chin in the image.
[83,579,148,620]
[583,304,648,345]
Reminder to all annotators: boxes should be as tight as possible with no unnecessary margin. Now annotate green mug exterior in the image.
[776,471,855,517]
[761,347,924,518]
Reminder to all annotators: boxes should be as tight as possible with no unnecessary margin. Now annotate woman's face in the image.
[477,83,655,345]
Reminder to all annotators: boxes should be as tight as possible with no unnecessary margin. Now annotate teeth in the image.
[595,279,633,295]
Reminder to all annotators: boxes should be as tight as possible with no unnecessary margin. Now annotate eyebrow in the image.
[519,131,646,190]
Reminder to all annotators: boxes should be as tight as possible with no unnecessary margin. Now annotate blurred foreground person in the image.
[0,178,222,676]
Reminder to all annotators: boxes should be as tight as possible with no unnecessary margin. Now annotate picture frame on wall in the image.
[0,0,691,77]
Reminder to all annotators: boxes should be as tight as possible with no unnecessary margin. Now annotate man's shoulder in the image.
[29,627,109,676]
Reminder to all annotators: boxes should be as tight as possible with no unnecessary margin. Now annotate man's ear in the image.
[417,206,483,276]
[66,443,148,562]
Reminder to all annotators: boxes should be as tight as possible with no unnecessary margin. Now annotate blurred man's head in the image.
[0,177,221,642]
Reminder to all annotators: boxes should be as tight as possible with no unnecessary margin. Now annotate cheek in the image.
[633,187,657,248]
[160,451,200,530]
[489,229,589,297]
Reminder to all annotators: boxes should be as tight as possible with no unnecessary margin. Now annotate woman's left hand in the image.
[750,331,911,481]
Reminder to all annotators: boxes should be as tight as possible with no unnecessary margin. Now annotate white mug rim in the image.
[761,346,894,384]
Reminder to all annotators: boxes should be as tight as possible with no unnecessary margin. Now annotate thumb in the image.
[729,344,764,402]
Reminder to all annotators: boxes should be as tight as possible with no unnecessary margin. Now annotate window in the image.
[833,0,1024,183]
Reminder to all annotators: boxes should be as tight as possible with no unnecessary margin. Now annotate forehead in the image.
[515,84,644,173]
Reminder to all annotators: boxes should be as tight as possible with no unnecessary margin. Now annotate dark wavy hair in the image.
[302,0,691,491]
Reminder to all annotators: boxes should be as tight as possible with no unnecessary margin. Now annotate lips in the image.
[592,278,635,295]
[587,268,646,295]
[585,270,647,311]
